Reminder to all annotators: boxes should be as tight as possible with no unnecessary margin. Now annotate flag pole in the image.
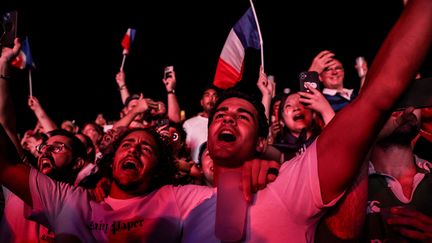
[29,69,33,97]
[249,0,264,71]
[120,54,127,71]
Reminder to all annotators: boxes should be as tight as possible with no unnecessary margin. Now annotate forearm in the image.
[0,77,22,156]
[119,86,130,105]
[33,108,58,133]
[0,124,32,206]
[321,108,335,126]
[167,92,181,123]
[261,94,272,121]
[113,110,141,129]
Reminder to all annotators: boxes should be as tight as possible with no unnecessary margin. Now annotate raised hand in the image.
[308,50,336,74]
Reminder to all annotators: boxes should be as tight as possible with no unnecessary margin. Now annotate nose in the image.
[127,144,140,156]
[222,114,236,125]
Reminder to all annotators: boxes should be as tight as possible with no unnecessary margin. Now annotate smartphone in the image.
[299,71,320,93]
[164,66,174,79]
[0,10,18,48]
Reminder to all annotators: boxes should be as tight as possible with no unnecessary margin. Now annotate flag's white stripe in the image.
[219,30,245,73]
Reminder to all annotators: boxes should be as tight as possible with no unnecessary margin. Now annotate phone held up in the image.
[299,71,320,93]
[0,10,18,48]
[164,66,174,79]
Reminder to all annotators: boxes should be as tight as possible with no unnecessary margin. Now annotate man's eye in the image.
[238,115,249,121]
[215,113,224,119]
[121,143,131,148]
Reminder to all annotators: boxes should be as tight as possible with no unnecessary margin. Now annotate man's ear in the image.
[255,137,267,153]
[73,157,85,171]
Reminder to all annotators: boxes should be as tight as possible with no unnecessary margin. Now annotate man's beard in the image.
[113,177,141,192]
[378,118,419,148]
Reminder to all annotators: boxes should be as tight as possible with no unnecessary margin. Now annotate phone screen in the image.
[299,71,320,92]
[0,11,18,48]
[164,66,174,79]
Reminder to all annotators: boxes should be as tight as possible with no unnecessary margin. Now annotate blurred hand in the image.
[309,50,336,74]
[257,67,274,97]
[162,70,176,92]
[241,158,280,203]
[27,96,42,112]
[387,206,432,242]
[115,71,126,87]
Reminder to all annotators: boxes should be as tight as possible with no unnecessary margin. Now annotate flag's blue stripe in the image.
[232,8,260,50]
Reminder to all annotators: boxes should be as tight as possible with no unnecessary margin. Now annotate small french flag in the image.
[11,36,35,70]
[214,8,261,89]
[121,28,136,55]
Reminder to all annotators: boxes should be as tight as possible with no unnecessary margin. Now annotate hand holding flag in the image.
[10,36,35,97]
[11,36,35,70]
[120,28,136,71]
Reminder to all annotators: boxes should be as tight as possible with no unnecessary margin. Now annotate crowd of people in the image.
[1,0,432,242]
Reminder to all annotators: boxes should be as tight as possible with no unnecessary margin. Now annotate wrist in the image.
[118,84,127,91]
[167,89,175,94]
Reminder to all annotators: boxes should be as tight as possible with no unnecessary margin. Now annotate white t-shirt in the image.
[28,169,215,242]
[183,115,208,163]
[0,186,53,242]
[182,140,343,243]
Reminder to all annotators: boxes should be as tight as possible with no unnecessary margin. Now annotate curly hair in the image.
[97,127,176,192]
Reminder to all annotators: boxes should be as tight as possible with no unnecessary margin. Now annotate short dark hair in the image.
[124,94,140,107]
[208,88,269,139]
[47,129,86,161]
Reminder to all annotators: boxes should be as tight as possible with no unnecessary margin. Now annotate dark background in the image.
[2,0,431,135]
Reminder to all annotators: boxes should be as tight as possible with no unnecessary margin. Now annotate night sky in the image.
[3,0,430,135]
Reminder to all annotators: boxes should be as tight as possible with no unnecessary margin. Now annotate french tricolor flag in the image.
[121,28,136,55]
[214,8,261,89]
[11,37,35,70]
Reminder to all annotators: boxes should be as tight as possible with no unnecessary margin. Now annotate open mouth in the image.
[218,130,236,142]
[293,114,305,121]
[38,157,54,172]
[120,157,142,172]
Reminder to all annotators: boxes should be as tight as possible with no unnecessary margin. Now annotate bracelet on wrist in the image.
[167,89,175,94]
[118,84,127,91]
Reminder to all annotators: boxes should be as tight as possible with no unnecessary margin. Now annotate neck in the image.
[213,165,242,186]
[199,111,209,118]
[371,144,416,179]
[109,182,148,199]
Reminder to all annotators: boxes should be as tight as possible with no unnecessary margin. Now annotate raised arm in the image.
[256,67,275,121]
[28,96,58,133]
[0,38,23,156]
[317,0,432,204]
[0,122,32,206]
[162,70,181,123]
[116,70,130,105]
[112,94,158,129]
